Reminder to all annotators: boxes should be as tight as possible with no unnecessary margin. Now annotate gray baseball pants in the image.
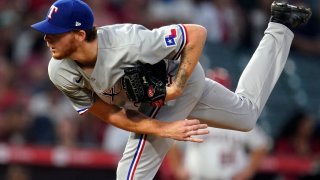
[117,22,294,180]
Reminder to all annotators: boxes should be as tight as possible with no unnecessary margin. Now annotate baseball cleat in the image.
[270,1,312,29]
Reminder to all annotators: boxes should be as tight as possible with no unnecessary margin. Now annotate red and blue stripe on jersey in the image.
[172,24,188,60]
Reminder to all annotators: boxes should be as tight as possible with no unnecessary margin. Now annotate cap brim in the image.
[31,19,71,34]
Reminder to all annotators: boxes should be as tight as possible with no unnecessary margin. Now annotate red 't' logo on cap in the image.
[48,5,58,19]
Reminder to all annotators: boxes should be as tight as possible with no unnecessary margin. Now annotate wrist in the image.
[172,81,184,94]
[149,119,168,138]
[165,83,184,101]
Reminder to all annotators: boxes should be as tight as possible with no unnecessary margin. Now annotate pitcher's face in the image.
[44,32,80,59]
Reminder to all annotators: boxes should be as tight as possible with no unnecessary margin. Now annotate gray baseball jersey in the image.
[48,22,294,180]
[48,23,186,114]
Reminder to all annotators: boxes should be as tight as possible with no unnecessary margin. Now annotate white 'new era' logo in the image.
[75,21,81,26]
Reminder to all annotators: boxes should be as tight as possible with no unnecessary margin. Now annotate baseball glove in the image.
[122,60,167,107]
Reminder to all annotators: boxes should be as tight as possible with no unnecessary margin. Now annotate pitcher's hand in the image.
[160,119,209,142]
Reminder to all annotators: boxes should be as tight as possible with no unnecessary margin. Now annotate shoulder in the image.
[48,58,80,89]
[98,24,149,34]
[97,24,163,48]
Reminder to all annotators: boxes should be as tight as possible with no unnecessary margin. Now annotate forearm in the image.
[166,24,207,100]
[88,98,164,136]
[108,108,164,136]
[175,25,207,86]
[88,97,209,142]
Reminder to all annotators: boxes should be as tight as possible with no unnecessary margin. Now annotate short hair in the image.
[84,26,97,42]
[73,26,97,42]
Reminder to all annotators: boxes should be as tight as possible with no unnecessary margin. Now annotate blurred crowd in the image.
[0,0,320,179]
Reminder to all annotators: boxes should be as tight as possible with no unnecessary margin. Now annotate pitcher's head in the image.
[31,0,95,59]
[31,0,94,34]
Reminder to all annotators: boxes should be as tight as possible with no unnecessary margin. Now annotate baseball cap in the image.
[31,0,94,34]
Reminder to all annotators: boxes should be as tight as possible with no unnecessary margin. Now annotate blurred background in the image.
[0,0,320,179]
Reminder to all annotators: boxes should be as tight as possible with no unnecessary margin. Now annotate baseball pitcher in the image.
[31,0,311,179]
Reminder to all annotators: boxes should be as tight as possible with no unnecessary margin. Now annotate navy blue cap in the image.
[31,0,94,34]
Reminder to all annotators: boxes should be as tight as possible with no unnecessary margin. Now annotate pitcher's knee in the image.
[235,96,261,131]
[237,113,259,132]
[238,120,256,132]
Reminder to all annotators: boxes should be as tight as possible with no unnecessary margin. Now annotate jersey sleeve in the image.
[133,24,187,64]
[48,59,94,115]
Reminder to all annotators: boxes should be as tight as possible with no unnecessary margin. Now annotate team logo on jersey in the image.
[164,28,177,47]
